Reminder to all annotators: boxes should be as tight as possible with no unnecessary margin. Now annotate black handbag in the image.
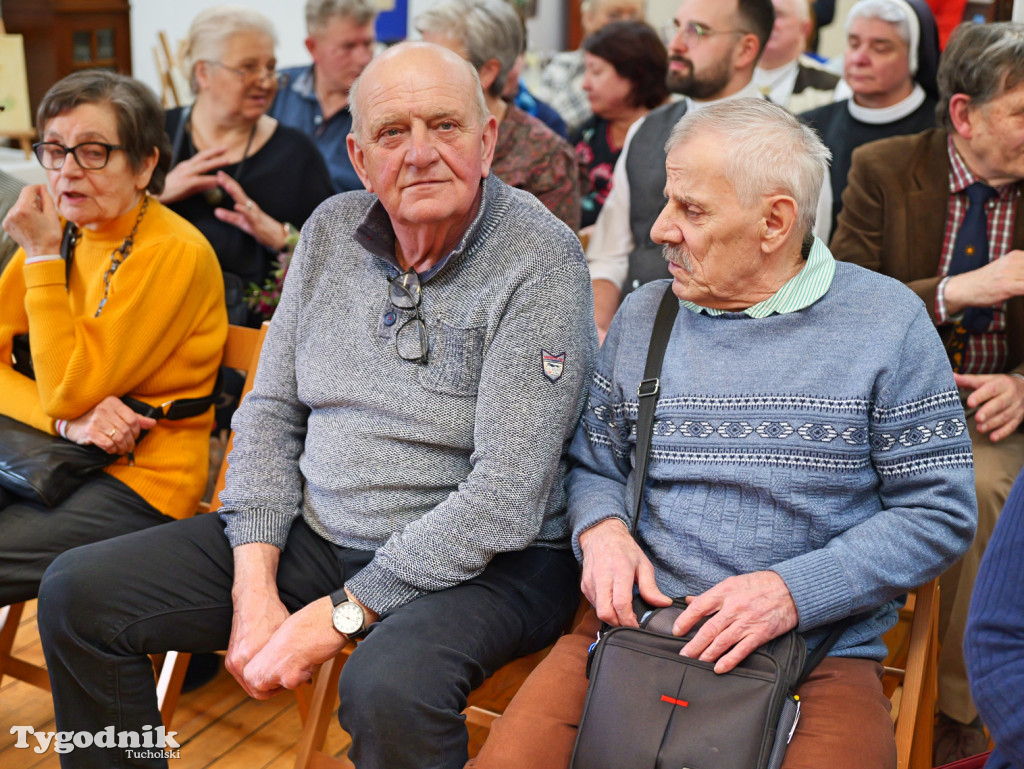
[0,223,222,508]
[570,285,851,769]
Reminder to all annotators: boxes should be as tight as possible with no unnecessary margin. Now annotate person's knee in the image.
[37,547,101,644]
[338,638,468,738]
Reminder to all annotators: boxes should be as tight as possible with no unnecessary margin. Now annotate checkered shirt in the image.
[936,136,1022,374]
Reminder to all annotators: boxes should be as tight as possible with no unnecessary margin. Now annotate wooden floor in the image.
[0,602,491,769]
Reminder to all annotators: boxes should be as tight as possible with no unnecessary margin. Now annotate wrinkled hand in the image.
[3,185,63,258]
[158,146,228,204]
[64,395,157,455]
[579,518,672,627]
[943,251,1024,315]
[212,172,288,251]
[672,571,798,674]
[242,596,351,697]
[955,372,1024,442]
[225,544,288,697]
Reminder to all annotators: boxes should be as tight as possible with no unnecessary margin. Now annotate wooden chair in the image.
[0,324,268,704]
[155,321,269,726]
[883,577,941,769]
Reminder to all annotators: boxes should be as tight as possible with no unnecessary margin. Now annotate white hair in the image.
[414,0,524,97]
[665,98,831,238]
[184,5,278,93]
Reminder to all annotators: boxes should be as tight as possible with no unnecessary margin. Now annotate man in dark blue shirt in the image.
[271,0,376,193]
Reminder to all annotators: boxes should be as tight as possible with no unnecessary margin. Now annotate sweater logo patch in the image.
[542,351,565,382]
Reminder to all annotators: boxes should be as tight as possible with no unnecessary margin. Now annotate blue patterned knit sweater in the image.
[568,262,978,659]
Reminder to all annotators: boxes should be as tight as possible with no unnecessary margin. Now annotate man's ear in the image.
[479,114,498,178]
[734,33,762,72]
[305,36,317,58]
[347,134,373,193]
[477,58,502,93]
[761,194,799,254]
[949,93,975,139]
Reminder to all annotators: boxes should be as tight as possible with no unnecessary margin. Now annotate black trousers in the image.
[38,513,580,769]
[0,473,172,606]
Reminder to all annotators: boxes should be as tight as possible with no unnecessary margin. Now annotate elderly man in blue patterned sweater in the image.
[36,42,595,769]
[470,98,977,769]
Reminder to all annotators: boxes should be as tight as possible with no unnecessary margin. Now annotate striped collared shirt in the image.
[679,236,836,318]
[935,135,1021,375]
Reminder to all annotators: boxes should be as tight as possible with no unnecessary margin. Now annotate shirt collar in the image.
[290,65,317,101]
[686,79,764,112]
[353,174,500,281]
[847,83,926,125]
[679,236,836,318]
[947,134,1023,200]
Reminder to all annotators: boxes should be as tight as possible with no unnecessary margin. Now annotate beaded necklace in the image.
[64,195,150,318]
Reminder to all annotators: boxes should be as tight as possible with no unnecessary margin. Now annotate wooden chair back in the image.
[155,322,268,726]
[883,577,941,769]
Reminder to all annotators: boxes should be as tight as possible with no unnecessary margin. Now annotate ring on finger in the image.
[245,200,254,211]
[108,428,118,439]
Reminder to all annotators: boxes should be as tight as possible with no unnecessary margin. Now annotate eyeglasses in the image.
[33,141,125,170]
[388,270,429,364]
[206,60,286,87]
[660,21,750,47]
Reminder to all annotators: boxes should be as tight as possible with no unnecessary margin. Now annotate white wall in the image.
[130,0,566,99]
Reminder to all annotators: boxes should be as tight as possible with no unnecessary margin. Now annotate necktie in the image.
[948,181,998,333]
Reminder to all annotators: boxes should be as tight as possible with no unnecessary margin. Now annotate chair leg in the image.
[294,646,353,769]
[0,602,51,690]
[157,651,192,729]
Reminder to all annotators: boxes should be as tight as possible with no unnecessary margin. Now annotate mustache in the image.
[662,243,693,273]
[669,54,692,68]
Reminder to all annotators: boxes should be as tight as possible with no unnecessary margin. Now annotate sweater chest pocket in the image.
[418,321,486,397]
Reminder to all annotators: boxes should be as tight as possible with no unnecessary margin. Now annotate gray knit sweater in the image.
[219,174,596,615]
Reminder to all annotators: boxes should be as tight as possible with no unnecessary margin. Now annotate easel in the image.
[0,19,35,158]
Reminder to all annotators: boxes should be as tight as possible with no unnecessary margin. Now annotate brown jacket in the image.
[830,128,1024,376]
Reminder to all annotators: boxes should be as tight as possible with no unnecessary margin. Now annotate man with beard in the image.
[466,98,976,769]
[585,0,774,342]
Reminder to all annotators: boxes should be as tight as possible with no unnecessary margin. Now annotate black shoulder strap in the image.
[630,284,679,536]
[121,369,224,421]
[60,220,78,287]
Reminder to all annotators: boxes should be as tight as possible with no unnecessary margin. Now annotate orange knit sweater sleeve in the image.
[0,251,55,432]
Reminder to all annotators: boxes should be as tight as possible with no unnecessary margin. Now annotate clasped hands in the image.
[579,518,798,674]
[225,553,379,699]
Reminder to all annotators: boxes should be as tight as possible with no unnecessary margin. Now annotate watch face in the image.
[333,601,365,635]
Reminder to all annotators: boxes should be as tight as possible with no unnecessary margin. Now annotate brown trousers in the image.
[468,608,896,769]
[937,419,1024,723]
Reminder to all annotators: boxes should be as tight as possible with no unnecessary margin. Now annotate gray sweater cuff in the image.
[345,558,426,616]
[220,508,297,550]
[772,549,852,632]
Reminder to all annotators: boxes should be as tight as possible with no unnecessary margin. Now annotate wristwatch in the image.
[331,590,368,638]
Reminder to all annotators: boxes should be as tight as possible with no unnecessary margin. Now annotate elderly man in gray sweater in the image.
[36,43,596,769]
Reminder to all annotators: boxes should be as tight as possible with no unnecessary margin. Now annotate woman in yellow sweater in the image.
[0,70,227,606]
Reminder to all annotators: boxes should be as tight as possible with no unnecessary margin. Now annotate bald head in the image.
[349,42,488,141]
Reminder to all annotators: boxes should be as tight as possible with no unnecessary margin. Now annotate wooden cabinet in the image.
[2,0,132,119]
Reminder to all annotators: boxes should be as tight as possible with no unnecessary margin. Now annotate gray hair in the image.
[184,5,278,93]
[37,70,172,195]
[348,43,489,140]
[305,0,377,33]
[845,0,918,74]
[665,98,831,238]
[936,22,1024,131]
[415,0,524,97]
